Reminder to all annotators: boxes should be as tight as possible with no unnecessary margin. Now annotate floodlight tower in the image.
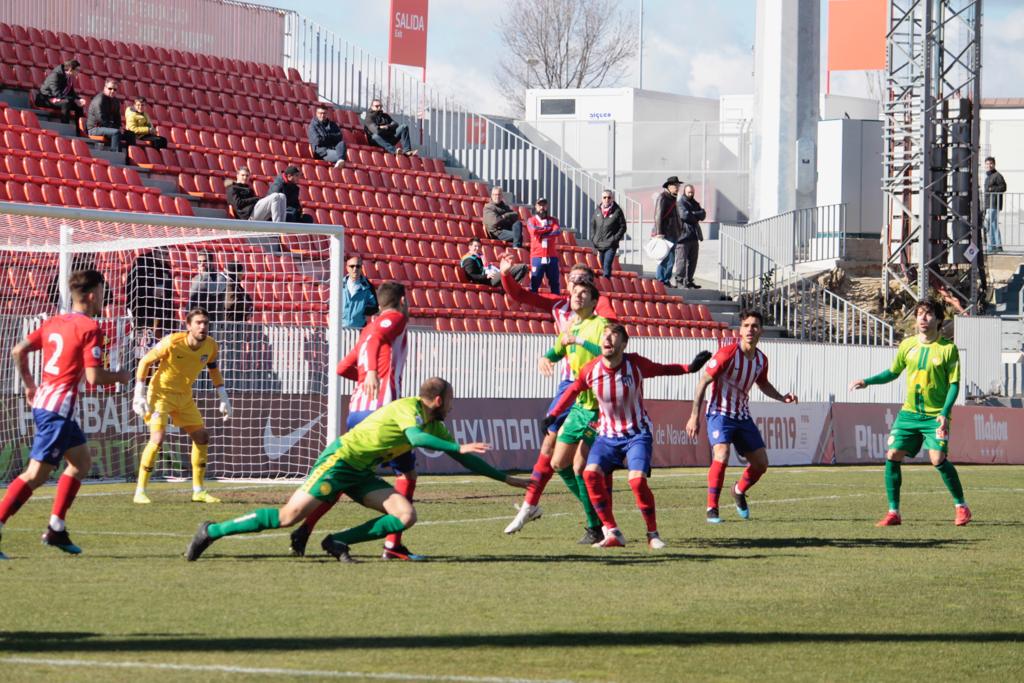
[882,0,984,314]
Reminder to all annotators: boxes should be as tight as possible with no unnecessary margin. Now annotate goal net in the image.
[0,202,348,485]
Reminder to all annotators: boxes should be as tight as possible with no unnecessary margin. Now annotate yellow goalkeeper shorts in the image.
[147,390,204,432]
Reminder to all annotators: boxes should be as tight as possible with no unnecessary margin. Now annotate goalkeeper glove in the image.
[689,350,713,373]
[132,382,150,418]
[217,386,232,420]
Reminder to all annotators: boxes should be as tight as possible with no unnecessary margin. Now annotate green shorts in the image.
[888,410,948,455]
[556,404,597,446]
[300,438,393,503]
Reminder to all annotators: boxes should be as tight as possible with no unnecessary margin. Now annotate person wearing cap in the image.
[525,198,562,294]
[268,166,313,223]
[652,176,684,286]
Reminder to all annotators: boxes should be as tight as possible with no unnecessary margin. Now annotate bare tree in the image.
[496,0,638,116]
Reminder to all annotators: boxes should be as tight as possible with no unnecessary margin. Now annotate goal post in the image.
[0,201,347,485]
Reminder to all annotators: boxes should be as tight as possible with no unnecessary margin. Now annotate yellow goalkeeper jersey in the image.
[142,332,220,396]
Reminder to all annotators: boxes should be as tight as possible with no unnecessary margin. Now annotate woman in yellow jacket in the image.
[124,97,167,149]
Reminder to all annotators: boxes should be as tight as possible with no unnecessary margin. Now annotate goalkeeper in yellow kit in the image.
[132,307,231,504]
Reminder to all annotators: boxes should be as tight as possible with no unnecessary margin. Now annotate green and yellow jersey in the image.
[338,397,453,471]
[891,336,960,417]
[545,314,609,411]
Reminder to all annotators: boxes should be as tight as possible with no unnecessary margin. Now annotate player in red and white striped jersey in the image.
[290,282,423,560]
[686,310,797,524]
[546,323,711,548]
[0,270,131,558]
[499,256,619,536]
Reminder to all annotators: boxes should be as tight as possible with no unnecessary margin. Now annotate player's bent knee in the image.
[189,429,210,445]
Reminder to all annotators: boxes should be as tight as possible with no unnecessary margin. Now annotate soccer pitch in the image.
[1,466,1021,682]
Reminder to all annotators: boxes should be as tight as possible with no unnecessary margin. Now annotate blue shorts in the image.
[706,414,765,455]
[545,379,575,434]
[587,431,653,475]
[348,408,416,475]
[29,409,87,466]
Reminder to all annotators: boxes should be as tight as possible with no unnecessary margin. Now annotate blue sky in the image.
[271,0,1022,115]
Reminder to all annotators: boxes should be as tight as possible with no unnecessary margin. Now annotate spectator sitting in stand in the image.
[35,59,86,124]
[86,79,134,153]
[461,237,527,289]
[268,166,313,223]
[126,248,174,351]
[308,104,348,169]
[124,97,167,150]
[482,186,523,249]
[342,257,378,329]
[226,167,286,222]
[362,98,416,155]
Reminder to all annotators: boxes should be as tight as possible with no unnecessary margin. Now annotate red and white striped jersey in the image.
[499,271,616,381]
[25,312,103,418]
[704,342,768,419]
[549,353,691,437]
[337,309,408,412]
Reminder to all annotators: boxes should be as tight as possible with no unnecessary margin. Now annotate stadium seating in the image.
[0,20,729,337]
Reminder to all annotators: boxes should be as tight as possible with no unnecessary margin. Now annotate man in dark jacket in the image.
[482,186,523,248]
[675,183,706,288]
[268,166,313,223]
[308,105,348,169]
[652,176,683,285]
[362,99,415,155]
[226,167,286,222]
[461,237,527,288]
[35,59,86,123]
[983,156,1007,253]
[86,79,133,152]
[590,190,628,278]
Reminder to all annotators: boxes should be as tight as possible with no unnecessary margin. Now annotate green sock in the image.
[884,460,902,512]
[329,514,405,546]
[935,459,966,506]
[208,508,280,540]
[575,473,601,528]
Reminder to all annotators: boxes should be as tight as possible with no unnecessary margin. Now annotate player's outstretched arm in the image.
[404,428,528,488]
[11,340,37,403]
[850,369,901,391]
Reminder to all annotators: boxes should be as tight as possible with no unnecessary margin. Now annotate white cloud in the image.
[687,47,754,98]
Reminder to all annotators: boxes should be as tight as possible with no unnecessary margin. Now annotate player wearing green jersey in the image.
[535,280,609,544]
[849,300,971,527]
[186,378,529,562]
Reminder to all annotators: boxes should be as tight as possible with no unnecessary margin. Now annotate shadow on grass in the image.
[3,630,1022,653]
[191,551,795,565]
[690,537,975,550]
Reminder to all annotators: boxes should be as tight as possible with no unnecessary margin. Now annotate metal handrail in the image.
[719,223,894,346]
[282,14,646,264]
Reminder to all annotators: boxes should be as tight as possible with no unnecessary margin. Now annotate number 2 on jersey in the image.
[43,332,64,376]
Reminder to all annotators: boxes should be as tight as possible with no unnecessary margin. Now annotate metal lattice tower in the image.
[882,0,984,314]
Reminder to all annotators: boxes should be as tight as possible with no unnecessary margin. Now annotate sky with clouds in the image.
[272,0,1022,115]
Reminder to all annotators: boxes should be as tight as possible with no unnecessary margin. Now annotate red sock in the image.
[582,469,616,529]
[707,460,727,508]
[51,474,81,522]
[385,477,416,547]
[0,478,34,523]
[302,497,338,533]
[604,472,614,494]
[736,463,767,494]
[524,452,554,506]
[629,477,657,532]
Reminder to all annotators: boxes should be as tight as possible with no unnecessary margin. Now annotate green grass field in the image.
[1,465,1022,682]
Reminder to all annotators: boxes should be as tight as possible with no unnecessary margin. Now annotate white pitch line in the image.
[6,486,1018,541]
[0,657,579,683]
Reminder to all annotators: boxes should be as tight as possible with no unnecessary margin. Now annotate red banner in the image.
[388,0,429,69]
[830,404,1024,464]
[827,0,887,72]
